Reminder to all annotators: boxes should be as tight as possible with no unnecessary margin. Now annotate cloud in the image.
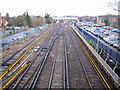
[0,0,117,16]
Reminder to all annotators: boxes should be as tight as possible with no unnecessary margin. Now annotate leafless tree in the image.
[31,16,45,26]
[108,0,120,43]
[108,0,120,11]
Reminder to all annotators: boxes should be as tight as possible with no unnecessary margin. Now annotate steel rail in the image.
[48,58,56,90]
[28,35,58,89]
[0,31,49,79]
[2,63,29,89]
[28,24,62,89]
[47,33,61,90]
[3,26,59,89]
[11,46,45,90]
[69,29,93,89]
[3,28,49,63]
[72,26,111,89]
[9,24,62,90]
[63,32,70,89]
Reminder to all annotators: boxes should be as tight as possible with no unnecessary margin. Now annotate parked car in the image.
[90,27,96,33]
[103,36,117,43]
[111,28,119,32]
[103,31,110,36]
[2,39,11,48]
[103,26,111,30]
[109,40,118,46]
[92,30,100,36]
[99,33,107,39]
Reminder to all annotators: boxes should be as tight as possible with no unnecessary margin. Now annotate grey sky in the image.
[0,0,118,17]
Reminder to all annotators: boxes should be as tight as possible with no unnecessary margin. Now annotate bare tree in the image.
[108,0,120,47]
[31,16,45,26]
[108,0,120,11]
[104,15,111,26]
[44,13,51,24]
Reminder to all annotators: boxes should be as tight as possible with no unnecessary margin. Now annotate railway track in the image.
[1,24,62,80]
[46,31,68,89]
[2,27,49,64]
[64,24,110,89]
[2,23,62,89]
[32,30,63,88]
[32,25,69,89]
[2,23,113,89]
[63,30,69,89]
[1,29,49,80]
[1,28,49,69]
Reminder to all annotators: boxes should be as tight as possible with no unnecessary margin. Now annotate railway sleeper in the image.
[42,46,49,50]
[39,52,46,56]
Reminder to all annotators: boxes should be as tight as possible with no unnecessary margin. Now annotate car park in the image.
[92,30,100,36]
[113,43,118,48]
[103,26,110,30]
[99,29,106,33]
[113,43,120,50]
[112,40,119,48]
[2,42,10,48]
[103,30,110,36]
[99,33,107,39]
[77,22,120,51]
[6,26,13,30]
[9,38,17,43]
[7,38,15,42]
[103,35,118,44]
[14,27,19,30]
[18,34,25,38]
[83,26,90,31]
[13,34,25,40]
[1,24,48,51]
[89,27,96,33]
[109,40,118,46]
[111,28,119,32]
[2,39,11,47]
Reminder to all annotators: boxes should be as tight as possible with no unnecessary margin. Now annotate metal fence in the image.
[74,23,120,65]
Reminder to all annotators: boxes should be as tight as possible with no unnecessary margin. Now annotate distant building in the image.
[52,16,79,21]
[97,16,105,25]
[79,16,97,23]
[0,16,7,31]
[97,15,118,27]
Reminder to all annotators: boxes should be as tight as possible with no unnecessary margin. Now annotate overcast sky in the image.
[0,0,118,17]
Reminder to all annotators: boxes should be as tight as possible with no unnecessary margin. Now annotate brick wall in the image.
[0,17,7,31]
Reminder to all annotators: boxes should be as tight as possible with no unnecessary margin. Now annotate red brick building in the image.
[0,16,7,31]
[97,15,118,27]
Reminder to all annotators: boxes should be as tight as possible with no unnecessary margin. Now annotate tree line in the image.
[6,11,52,27]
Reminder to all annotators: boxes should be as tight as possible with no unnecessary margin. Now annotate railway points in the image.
[1,22,119,89]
